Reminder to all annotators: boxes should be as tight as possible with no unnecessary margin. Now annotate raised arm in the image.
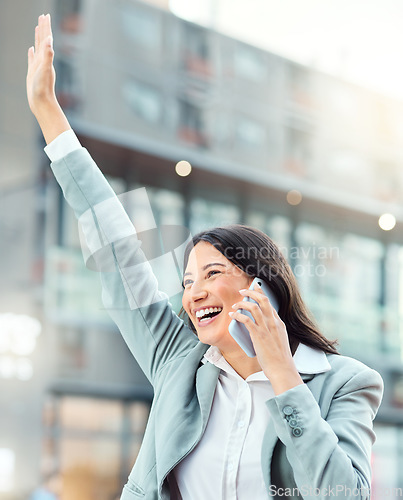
[27,14,70,144]
[26,15,199,383]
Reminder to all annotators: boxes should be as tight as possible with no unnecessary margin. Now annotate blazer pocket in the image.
[121,482,146,498]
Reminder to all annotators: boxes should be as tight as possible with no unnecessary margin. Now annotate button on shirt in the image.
[173,343,331,500]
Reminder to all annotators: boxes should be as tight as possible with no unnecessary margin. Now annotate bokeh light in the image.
[175,160,192,177]
[378,213,396,231]
[286,189,302,205]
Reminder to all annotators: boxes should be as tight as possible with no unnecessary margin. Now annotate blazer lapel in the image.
[158,352,219,493]
[196,360,220,427]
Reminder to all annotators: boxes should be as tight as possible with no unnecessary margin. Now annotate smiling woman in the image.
[27,13,383,500]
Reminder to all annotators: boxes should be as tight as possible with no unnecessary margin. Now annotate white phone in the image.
[228,277,279,357]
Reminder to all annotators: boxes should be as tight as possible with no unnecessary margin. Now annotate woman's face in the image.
[182,241,253,350]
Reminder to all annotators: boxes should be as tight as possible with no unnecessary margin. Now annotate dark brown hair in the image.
[181,224,338,355]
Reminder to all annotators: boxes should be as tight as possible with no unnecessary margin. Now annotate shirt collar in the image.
[202,342,331,380]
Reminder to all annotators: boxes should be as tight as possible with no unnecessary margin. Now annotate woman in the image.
[27,15,383,500]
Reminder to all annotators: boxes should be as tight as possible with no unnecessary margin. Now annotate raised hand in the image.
[27,14,71,144]
[27,14,56,115]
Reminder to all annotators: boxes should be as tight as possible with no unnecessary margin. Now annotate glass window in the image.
[122,80,162,125]
[60,398,123,432]
[54,59,81,111]
[129,402,150,435]
[178,100,208,147]
[189,198,240,234]
[284,127,314,178]
[42,395,151,499]
[295,224,385,354]
[245,211,291,254]
[44,246,110,326]
[60,437,120,500]
[118,3,161,51]
[287,63,314,109]
[267,216,292,253]
[371,424,403,498]
[57,326,87,376]
[235,116,266,152]
[56,0,81,21]
[147,188,185,227]
[181,23,212,75]
[233,44,267,82]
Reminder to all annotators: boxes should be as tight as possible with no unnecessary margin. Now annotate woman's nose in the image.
[190,280,208,301]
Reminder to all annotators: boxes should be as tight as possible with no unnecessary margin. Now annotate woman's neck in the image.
[221,349,263,380]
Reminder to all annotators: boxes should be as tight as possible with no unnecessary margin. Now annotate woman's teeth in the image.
[196,307,223,321]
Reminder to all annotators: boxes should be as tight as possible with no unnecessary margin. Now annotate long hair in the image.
[180,224,338,355]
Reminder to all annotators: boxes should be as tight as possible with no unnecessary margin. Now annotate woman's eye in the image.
[183,279,193,288]
[207,270,220,278]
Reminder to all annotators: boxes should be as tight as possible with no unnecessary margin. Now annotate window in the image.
[147,188,185,227]
[44,246,110,327]
[190,198,240,234]
[117,2,161,51]
[122,80,162,125]
[295,224,386,354]
[181,23,212,76]
[43,395,151,500]
[284,127,315,178]
[287,63,315,109]
[233,44,267,82]
[245,212,291,253]
[178,100,208,147]
[54,0,83,110]
[235,116,266,152]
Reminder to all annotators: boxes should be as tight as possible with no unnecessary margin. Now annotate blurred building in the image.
[1,0,403,498]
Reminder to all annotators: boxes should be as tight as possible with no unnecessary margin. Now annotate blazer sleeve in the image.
[50,147,198,384]
[265,366,383,499]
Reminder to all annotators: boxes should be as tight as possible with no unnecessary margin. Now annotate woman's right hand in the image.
[27,14,71,145]
[27,14,57,117]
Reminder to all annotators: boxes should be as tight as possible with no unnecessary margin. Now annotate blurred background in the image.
[1,0,403,498]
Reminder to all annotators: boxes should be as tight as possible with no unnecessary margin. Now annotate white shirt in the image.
[172,343,331,500]
[44,133,332,500]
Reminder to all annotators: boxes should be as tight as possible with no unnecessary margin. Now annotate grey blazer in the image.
[50,148,384,500]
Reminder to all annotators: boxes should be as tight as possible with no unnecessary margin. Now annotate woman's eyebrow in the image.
[183,262,226,278]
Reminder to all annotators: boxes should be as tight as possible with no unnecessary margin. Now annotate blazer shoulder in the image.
[325,352,383,390]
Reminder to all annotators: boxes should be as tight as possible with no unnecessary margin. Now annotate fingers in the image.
[228,309,259,334]
[231,300,265,325]
[239,287,275,314]
[44,13,53,40]
[36,14,52,51]
[27,46,34,67]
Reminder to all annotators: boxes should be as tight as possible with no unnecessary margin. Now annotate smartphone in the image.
[228,277,279,357]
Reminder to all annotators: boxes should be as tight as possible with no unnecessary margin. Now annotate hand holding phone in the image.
[228,277,279,357]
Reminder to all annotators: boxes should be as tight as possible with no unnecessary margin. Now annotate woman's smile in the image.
[182,241,252,349]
